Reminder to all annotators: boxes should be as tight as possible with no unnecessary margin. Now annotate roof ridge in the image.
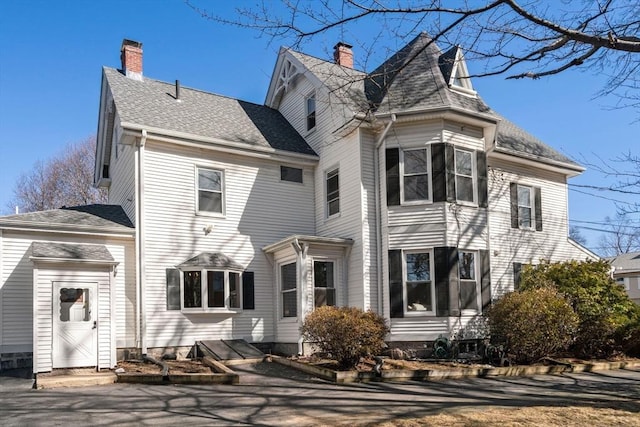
[104,66,279,109]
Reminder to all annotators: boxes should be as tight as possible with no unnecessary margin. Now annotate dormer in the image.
[439,46,477,97]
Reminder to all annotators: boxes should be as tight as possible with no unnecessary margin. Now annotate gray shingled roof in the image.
[177,252,244,270]
[31,242,115,262]
[290,33,581,170]
[0,204,134,231]
[287,50,370,114]
[104,67,316,156]
[607,251,640,273]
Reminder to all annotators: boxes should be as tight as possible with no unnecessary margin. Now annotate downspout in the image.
[135,129,148,355]
[373,114,397,315]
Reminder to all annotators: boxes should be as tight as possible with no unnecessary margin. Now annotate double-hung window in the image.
[326,168,340,217]
[404,251,435,315]
[401,148,430,203]
[182,269,242,311]
[281,263,297,318]
[313,261,335,307]
[458,251,480,312]
[454,148,475,203]
[517,185,533,228]
[197,167,224,214]
[306,92,316,131]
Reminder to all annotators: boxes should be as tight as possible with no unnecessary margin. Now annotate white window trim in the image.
[305,91,317,133]
[325,167,340,219]
[195,166,225,217]
[403,249,436,317]
[312,257,338,308]
[517,184,535,230]
[400,147,432,205]
[459,250,482,315]
[179,268,243,313]
[454,148,477,206]
[278,260,298,321]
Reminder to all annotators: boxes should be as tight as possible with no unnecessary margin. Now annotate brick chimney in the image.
[120,39,143,80]
[333,42,353,68]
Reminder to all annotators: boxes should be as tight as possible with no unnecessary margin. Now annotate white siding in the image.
[107,122,136,224]
[0,230,135,367]
[388,204,447,249]
[140,140,315,348]
[360,131,378,311]
[488,157,595,297]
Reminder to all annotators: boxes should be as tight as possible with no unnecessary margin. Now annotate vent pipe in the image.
[175,80,181,100]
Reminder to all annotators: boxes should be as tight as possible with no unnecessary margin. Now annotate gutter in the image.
[0,222,135,238]
[120,123,319,165]
[373,114,397,314]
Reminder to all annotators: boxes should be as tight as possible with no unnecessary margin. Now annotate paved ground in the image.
[1,362,639,426]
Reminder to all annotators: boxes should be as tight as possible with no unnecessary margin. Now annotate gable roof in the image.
[0,204,134,235]
[287,32,580,171]
[607,251,640,274]
[284,50,370,114]
[103,67,316,157]
[31,242,116,263]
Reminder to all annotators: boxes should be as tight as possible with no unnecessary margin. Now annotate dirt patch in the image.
[372,405,640,427]
[117,359,213,374]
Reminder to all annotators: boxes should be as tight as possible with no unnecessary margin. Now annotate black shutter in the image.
[445,144,456,202]
[513,262,522,291]
[242,271,255,310]
[166,268,181,310]
[510,182,519,228]
[386,148,400,206]
[434,247,451,317]
[432,143,446,202]
[388,250,404,318]
[476,150,488,208]
[479,250,492,313]
[534,187,543,231]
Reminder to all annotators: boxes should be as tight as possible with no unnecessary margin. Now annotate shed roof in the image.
[31,242,115,263]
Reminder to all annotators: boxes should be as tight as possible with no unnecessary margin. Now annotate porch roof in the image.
[262,234,354,254]
[30,242,117,264]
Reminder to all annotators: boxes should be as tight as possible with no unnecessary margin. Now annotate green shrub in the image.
[520,260,640,357]
[487,287,579,364]
[301,306,389,368]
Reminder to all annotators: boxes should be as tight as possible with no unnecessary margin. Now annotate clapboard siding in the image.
[445,206,488,249]
[388,204,447,249]
[107,122,136,224]
[360,130,378,311]
[390,318,449,341]
[386,121,443,148]
[141,140,315,347]
[443,121,484,151]
[0,231,134,365]
[487,156,595,297]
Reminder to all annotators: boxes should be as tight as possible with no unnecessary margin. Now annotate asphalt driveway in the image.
[1,362,639,426]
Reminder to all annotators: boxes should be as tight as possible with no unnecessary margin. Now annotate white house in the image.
[608,252,640,304]
[0,35,595,373]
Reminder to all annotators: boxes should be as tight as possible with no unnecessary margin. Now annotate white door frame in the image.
[52,282,98,368]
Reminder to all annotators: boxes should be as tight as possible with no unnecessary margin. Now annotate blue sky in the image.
[0,0,638,253]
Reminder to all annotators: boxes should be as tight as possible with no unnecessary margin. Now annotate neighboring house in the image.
[608,252,640,304]
[0,35,595,373]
